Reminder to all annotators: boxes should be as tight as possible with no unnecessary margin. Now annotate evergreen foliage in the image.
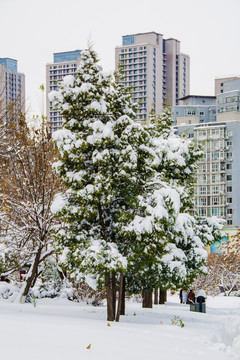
[50,48,224,318]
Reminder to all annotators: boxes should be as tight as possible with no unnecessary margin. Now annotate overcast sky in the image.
[1,0,239,116]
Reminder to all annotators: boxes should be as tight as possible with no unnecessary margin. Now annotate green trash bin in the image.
[190,303,196,312]
[190,302,206,313]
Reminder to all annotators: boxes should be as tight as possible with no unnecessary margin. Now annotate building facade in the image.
[46,50,81,133]
[215,76,240,95]
[115,32,190,122]
[174,78,240,227]
[0,58,25,118]
[172,95,216,125]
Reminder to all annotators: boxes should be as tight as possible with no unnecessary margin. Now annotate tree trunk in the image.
[105,272,115,321]
[164,289,167,303]
[142,290,153,308]
[112,272,116,319]
[116,272,124,322]
[31,270,42,288]
[159,288,166,304]
[154,288,158,305]
[20,245,43,302]
[120,275,125,315]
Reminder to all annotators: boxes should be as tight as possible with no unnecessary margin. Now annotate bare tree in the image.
[194,232,240,296]
[0,115,62,302]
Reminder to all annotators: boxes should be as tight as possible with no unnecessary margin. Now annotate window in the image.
[212,197,219,205]
[226,152,232,159]
[199,164,206,173]
[199,197,206,206]
[227,208,233,214]
[212,163,219,172]
[186,110,196,116]
[199,186,206,195]
[212,174,219,183]
[227,197,232,204]
[227,186,232,192]
[198,174,206,184]
[212,186,219,194]
[227,130,233,137]
[226,163,232,170]
[212,208,220,216]
[122,33,135,45]
[197,130,207,139]
[211,129,220,138]
[199,208,206,217]
[227,220,233,225]
[226,175,232,181]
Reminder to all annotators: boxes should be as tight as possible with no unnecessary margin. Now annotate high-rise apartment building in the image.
[173,77,240,227]
[115,32,190,122]
[0,58,25,118]
[46,50,81,133]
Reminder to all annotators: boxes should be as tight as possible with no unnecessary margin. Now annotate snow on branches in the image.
[49,48,224,318]
[0,117,62,302]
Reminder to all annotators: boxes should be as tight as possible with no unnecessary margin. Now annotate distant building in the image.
[174,78,240,227]
[172,95,216,125]
[46,50,81,133]
[215,76,240,95]
[0,58,25,118]
[115,32,190,122]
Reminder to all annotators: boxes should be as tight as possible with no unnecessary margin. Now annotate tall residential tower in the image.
[115,32,190,122]
[46,50,81,133]
[173,77,240,228]
[0,58,25,118]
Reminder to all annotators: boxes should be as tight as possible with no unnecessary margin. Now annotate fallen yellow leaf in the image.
[86,344,91,349]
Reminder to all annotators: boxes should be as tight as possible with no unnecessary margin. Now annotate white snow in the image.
[48,90,63,105]
[63,75,74,87]
[51,193,68,213]
[0,292,238,359]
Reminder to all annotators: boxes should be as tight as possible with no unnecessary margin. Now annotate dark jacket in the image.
[187,290,195,304]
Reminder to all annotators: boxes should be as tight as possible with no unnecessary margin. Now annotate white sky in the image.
[1,0,239,116]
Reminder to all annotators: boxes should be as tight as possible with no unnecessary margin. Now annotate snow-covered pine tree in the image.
[50,49,139,321]
[124,108,224,305]
[50,49,180,320]
[151,110,225,291]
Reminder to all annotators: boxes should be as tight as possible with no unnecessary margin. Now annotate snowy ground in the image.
[0,293,240,359]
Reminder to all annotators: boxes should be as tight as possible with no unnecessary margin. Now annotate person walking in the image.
[187,289,195,304]
[182,289,188,304]
[179,289,183,304]
[196,289,206,312]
